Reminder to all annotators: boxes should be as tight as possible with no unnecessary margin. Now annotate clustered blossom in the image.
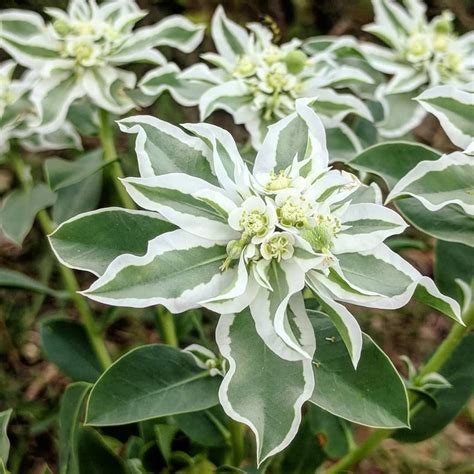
[0,0,204,133]
[230,42,310,121]
[144,6,374,149]
[364,5,473,87]
[0,60,80,153]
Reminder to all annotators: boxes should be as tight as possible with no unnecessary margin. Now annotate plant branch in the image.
[324,303,474,474]
[155,306,178,347]
[229,419,245,467]
[9,150,111,370]
[98,108,135,210]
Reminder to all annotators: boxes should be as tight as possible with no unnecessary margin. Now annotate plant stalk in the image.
[324,304,474,474]
[9,151,111,370]
[98,108,135,210]
[155,306,178,347]
[229,419,245,467]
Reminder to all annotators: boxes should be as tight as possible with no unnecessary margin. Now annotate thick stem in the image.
[324,304,474,474]
[155,306,178,347]
[9,151,111,370]
[229,419,245,467]
[98,108,135,210]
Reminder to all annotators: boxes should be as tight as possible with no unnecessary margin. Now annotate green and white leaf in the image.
[82,230,233,312]
[309,310,409,428]
[118,115,216,183]
[216,310,314,465]
[49,208,175,276]
[416,85,474,149]
[387,152,474,215]
[122,174,238,241]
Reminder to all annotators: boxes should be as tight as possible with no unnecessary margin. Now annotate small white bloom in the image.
[260,231,295,261]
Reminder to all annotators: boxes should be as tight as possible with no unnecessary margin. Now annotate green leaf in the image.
[394,334,474,442]
[0,409,12,465]
[0,183,56,246]
[86,345,220,426]
[40,318,102,382]
[154,423,179,464]
[0,268,68,298]
[45,149,106,191]
[58,382,91,474]
[76,427,126,474]
[326,125,361,164]
[307,405,351,459]
[435,241,474,303]
[216,310,314,465]
[175,406,229,447]
[49,208,175,276]
[309,310,409,428]
[52,168,103,225]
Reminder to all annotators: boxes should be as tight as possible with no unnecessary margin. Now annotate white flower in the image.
[0,0,204,133]
[147,6,374,149]
[0,60,80,153]
[260,231,295,261]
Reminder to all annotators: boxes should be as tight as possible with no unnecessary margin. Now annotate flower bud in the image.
[284,50,308,74]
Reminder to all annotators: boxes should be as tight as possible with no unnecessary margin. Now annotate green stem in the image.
[325,304,474,474]
[229,419,245,467]
[156,306,178,347]
[9,151,111,370]
[98,108,135,210]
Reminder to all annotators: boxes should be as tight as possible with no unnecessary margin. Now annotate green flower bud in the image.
[53,19,71,36]
[284,50,308,74]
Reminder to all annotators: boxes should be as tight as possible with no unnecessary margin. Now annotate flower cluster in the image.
[139,6,374,149]
[364,5,473,87]
[0,0,204,133]
[0,60,80,153]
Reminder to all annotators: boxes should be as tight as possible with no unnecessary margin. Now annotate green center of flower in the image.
[437,50,463,79]
[266,171,293,191]
[240,210,269,237]
[234,55,257,77]
[277,199,308,229]
[262,234,294,261]
[406,34,430,60]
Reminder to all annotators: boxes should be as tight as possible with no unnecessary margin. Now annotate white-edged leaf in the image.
[118,115,216,183]
[387,152,474,215]
[122,174,238,241]
[306,276,362,368]
[216,309,314,465]
[83,230,234,312]
[49,208,175,276]
[210,5,249,62]
[416,86,474,149]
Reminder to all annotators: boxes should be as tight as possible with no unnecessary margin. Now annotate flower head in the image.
[0,0,204,133]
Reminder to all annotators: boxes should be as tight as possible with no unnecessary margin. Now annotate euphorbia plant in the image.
[48,98,462,464]
[0,0,204,133]
[141,6,374,154]
[359,0,474,137]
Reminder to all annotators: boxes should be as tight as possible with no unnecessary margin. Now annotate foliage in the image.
[0,0,473,472]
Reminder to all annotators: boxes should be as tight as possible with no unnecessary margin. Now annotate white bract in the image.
[359,0,474,137]
[0,60,80,153]
[49,98,461,463]
[0,0,204,133]
[141,6,374,151]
